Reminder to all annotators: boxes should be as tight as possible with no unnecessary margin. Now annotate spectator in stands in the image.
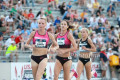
[100,47,108,80]
[67,1,72,9]
[0,33,5,56]
[28,9,34,21]
[97,33,104,45]
[89,17,98,30]
[16,1,23,13]
[15,33,23,49]
[87,0,94,14]
[36,11,46,20]
[26,0,34,7]
[117,14,120,27]
[54,16,61,26]
[78,0,86,8]
[114,25,119,37]
[5,1,12,8]
[5,14,15,31]
[104,34,112,43]
[20,0,26,7]
[5,35,15,48]
[22,10,29,26]
[45,7,54,21]
[30,18,38,32]
[93,0,100,11]
[17,20,24,30]
[47,24,55,35]
[10,5,17,15]
[107,48,117,80]
[48,0,55,9]
[21,27,30,35]
[62,8,71,20]
[89,14,95,23]
[46,18,52,30]
[107,4,116,17]
[0,1,5,10]
[112,37,119,52]
[73,10,79,22]
[98,19,105,33]
[54,0,59,10]
[0,15,10,34]
[80,10,88,24]
[96,6,104,17]
[36,8,43,17]
[36,0,44,4]
[22,10,28,19]
[63,13,71,21]
[21,32,29,50]
[104,20,111,30]
[110,26,115,36]
[5,41,18,62]
[59,2,66,15]
[91,33,97,45]
[14,27,22,37]
[55,24,61,34]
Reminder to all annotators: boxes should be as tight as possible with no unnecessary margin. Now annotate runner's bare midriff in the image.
[79,52,91,58]
[32,48,48,56]
[57,48,70,57]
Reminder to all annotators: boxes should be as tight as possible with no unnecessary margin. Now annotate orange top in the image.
[23,13,28,19]
[80,12,87,18]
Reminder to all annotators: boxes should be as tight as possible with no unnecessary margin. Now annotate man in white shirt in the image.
[5,14,15,30]
[5,35,15,48]
[46,18,52,30]
[14,27,22,37]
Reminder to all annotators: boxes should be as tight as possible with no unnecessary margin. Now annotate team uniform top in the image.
[33,30,50,48]
[57,31,71,48]
[79,38,91,52]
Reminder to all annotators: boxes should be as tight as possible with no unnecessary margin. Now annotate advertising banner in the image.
[11,62,108,80]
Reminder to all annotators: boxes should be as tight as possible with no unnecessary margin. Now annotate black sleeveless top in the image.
[79,38,91,52]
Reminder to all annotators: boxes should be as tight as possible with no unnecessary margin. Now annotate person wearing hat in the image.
[5,41,18,62]
[100,46,108,80]
[5,35,15,48]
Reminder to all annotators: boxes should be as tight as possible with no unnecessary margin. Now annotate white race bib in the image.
[35,39,46,48]
[57,38,65,45]
[79,42,87,52]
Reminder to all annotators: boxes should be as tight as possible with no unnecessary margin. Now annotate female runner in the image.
[54,20,77,80]
[76,28,96,80]
[25,18,59,80]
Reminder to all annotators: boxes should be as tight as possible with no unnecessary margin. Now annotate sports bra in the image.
[79,38,91,52]
[57,31,71,48]
[33,30,49,48]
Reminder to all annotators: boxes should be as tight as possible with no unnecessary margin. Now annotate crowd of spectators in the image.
[0,0,120,79]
